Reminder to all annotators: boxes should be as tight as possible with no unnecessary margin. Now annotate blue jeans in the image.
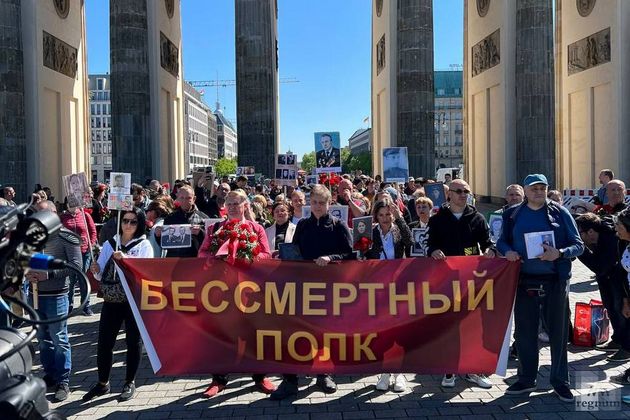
[0,299,10,328]
[68,251,91,310]
[33,295,72,385]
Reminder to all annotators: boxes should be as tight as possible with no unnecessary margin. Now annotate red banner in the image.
[118,257,520,376]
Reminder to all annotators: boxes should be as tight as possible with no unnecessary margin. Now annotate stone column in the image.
[515,0,555,184]
[235,0,279,178]
[396,0,435,178]
[0,0,26,201]
[557,0,630,188]
[110,0,152,183]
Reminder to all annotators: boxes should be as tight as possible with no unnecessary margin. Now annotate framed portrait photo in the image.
[411,227,430,257]
[161,224,193,249]
[488,213,503,243]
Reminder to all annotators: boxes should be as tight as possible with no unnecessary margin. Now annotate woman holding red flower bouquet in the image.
[197,189,274,397]
[365,199,413,393]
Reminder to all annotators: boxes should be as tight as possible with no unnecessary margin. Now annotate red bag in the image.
[573,299,610,347]
[87,269,101,297]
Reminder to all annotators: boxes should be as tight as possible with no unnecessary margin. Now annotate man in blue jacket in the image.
[497,174,584,402]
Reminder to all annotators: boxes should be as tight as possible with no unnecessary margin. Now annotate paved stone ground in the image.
[35,260,630,419]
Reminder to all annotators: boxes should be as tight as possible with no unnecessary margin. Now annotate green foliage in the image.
[300,151,316,173]
[341,147,351,168]
[344,151,372,176]
[300,149,372,176]
[215,157,237,177]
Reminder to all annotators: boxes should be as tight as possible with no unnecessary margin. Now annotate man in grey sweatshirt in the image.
[26,200,82,402]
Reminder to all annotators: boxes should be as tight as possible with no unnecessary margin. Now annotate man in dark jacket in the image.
[576,213,629,360]
[270,184,354,401]
[428,179,494,258]
[427,178,495,389]
[194,177,230,218]
[26,200,82,402]
[159,186,208,257]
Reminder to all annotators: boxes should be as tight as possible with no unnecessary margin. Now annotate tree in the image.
[300,151,316,173]
[341,147,352,171]
[215,157,237,177]
[346,151,373,176]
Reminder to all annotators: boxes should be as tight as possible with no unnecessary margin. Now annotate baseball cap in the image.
[408,177,415,182]
[523,174,548,186]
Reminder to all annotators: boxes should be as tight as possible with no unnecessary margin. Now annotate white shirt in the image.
[94,234,154,280]
[378,225,395,260]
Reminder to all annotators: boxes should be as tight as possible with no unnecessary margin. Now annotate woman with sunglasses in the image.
[83,207,154,402]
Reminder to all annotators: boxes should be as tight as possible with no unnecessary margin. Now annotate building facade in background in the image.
[348,128,371,155]
[215,105,238,160]
[183,82,211,173]
[434,70,463,169]
[88,74,112,181]
[208,112,218,165]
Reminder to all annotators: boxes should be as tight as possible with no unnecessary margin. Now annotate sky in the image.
[85,0,463,160]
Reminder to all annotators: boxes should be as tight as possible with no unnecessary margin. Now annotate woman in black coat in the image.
[365,199,413,260]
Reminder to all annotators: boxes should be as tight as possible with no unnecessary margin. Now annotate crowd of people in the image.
[1,166,629,405]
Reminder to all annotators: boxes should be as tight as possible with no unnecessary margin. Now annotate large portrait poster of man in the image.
[110,172,131,195]
[314,132,341,174]
[383,147,409,183]
[62,172,90,208]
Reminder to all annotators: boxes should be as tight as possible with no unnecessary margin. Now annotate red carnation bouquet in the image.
[209,219,262,265]
[353,236,373,255]
[319,172,341,188]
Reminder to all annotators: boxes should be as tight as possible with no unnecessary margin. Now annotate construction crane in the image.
[188,77,299,88]
[187,77,300,119]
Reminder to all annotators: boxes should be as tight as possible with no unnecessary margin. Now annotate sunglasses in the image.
[451,189,471,195]
[122,218,138,225]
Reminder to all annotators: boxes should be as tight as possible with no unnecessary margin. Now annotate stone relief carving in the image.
[471,29,500,77]
[53,0,70,19]
[160,32,179,78]
[568,27,610,75]
[376,0,383,17]
[477,0,490,17]
[43,31,78,78]
[576,0,596,17]
[165,0,175,19]
[376,34,386,75]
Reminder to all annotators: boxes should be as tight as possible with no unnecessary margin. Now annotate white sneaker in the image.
[538,332,550,343]
[393,374,407,392]
[441,374,456,388]
[465,374,492,389]
[375,373,390,391]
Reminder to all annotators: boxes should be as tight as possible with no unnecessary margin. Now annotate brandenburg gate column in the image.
[556,0,630,188]
[0,0,27,200]
[464,0,516,201]
[18,0,90,200]
[111,0,184,184]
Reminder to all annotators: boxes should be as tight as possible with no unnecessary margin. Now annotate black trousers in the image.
[596,274,629,346]
[97,301,142,383]
[514,274,569,388]
[212,373,265,385]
